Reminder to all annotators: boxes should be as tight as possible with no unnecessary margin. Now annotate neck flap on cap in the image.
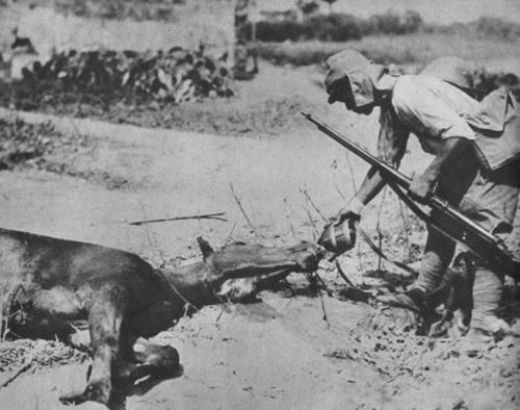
[325,50,386,107]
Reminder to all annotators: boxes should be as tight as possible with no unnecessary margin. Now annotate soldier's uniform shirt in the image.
[380,74,520,171]
[377,74,520,234]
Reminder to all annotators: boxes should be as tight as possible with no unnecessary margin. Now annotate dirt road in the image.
[0,63,519,410]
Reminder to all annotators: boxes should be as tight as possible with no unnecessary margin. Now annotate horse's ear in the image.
[197,237,214,261]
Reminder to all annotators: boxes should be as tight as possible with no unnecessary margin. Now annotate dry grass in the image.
[0,283,6,342]
[0,339,88,374]
[0,282,88,374]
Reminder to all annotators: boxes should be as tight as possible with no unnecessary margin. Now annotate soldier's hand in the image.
[408,172,435,203]
[330,207,361,227]
[317,197,363,254]
[329,197,364,226]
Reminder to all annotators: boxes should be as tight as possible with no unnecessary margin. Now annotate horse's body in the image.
[0,228,317,405]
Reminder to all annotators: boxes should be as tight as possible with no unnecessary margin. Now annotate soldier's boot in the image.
[458,266,509,357]
[377,288,427,313]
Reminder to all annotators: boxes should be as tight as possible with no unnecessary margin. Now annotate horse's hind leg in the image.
[113,340,180,384]
[133,339,180,376]
[114,301,181,383]
[60,285,126,405]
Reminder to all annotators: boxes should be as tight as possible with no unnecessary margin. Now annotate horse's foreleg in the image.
[60,285,126,405]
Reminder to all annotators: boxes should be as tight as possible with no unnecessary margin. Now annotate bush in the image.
[249,39,420,67]
[362,10,423,35]
[245,11,520,44]
[54,0,185,21]
[250,32,520,67]
[303,14,363,41]
[473,17,520,40]
[425,17,520,41]
[242,10,424,43]
[254,21,306,42]
[242,13,364,42]
[0,117,73,171]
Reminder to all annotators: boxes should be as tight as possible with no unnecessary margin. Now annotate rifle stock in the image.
[302,111,519,279]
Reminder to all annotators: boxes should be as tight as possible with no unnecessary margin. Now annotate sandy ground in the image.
[0,62,519,410]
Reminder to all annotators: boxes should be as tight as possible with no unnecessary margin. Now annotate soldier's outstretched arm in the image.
[343,115,409,219]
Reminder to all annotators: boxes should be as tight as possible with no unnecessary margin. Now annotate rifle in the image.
[302,111,519,280]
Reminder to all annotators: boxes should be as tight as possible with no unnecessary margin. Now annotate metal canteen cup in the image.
[318,217,358,255]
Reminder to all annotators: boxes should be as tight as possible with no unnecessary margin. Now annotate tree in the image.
[296,0,320,15]
[322,0,338,13]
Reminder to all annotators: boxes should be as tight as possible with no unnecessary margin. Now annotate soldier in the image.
[323,50,520,354]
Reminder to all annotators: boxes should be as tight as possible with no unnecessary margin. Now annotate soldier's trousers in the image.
[414,152,520,325]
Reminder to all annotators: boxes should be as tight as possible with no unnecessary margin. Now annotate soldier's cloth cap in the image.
[324,50,386,106]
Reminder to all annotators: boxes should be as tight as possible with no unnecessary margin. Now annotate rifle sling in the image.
[386,181,479,258]
[357,227,418,277]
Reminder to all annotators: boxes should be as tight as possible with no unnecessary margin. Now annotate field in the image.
[251,33,520,68]
[0,28,519,410]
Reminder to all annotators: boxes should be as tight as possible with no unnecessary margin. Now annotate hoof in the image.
[65,402,109,410]
[59,377,111,406]
[113,360,137,382]
[60,388,87,405]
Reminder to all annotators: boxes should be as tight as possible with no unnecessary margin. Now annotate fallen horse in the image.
[0,227,319,406]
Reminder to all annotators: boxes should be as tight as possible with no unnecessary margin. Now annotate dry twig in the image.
[334,183,347,202]
[229,183,261,238]
[0,283,5,342]
[283,197,297,240]
[397,196,412,257]
[302,205,319,241]
[225,219,239,245]
[376,187,389,272]
[341,151,366,276]
[314,272,333,297]
[300,188,327,222]
[129,212,227,226]
[335,259,358,289]
[318,288,329,324]
[1,360,33,389]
